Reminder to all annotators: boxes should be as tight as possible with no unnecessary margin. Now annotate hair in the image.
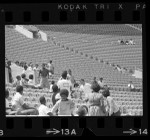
[61,71,68,79]
[21,73,26,79]
[77,105,88,116]
[60,89,69,97]
[24,65,28,70]
[52,84,58,93]
[39,96,46,104]
[91,83,100,92]
[5,89,9,98]
[51,81,55,84]
[100,77,103,80]
[29,74,33,80]
[50,60,52,63]
[16,75,21,80]
[74,83,79,88]
[102,88,110,98]
[16,85,23,93]
[80,79,85,82]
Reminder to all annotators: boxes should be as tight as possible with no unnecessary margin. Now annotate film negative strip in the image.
[0,2,148,137]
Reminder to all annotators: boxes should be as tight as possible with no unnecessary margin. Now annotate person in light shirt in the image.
[128,81,135,91]
[57,71,72,98]
[102,88,121,116]
[11,85,38,115]
[38,96,53,116]
[51,89,75,116]
[79,79,92,99]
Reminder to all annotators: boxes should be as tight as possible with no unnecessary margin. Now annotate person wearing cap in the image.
[38,96,53,116]
[102,88,121,116]
[57,71,72,98]
[39,63,50,89]
[51,89,75,116]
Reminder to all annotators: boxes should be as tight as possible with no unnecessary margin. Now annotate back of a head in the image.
[50,60,52,64]
[102,88,110,98]
[21,73,26,79]
[39,96,46,104]
[91,82,100,92]
[52,84,58,93]
[61,71,67,79]
[60,89,69,97]
[16,85,23,93]
[29,74,33,80]
[16,75,21,80]
[77,105,88,116]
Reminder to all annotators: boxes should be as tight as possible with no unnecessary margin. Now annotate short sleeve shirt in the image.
[38,104,51,116]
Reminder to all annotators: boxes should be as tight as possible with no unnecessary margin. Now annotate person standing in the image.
[102,88,121,116]
[39,63,50,89]
[33,64,40,85]
[86,83,108,116]
[47,60,54,79]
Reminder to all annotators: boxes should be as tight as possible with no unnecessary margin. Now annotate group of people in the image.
[6,65,123,116]
[118,39,135,45]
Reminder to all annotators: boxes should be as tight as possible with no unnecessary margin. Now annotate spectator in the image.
[13,75,21,87]
[22,65,28,78]
[98,77,105,89]
[76,105,88,116]
[67,69,75,86]
[33,64,40,85]
[91,77,98,85]
[39,63,50,89]
[20,74,28,87]
[38,96,52,116]
[51,89,75,116]
[86,83,108,116]
[57,71,72,98]
[6,61,13,83]
[49,81,55,93]
[128,81,135,91]
[79,79,92,99]
[11,85,38,115]
[28,74,34,86]
[47,60,54,78]
[102,88,121,116]
[6,89,12,114]
[51,84,60,106]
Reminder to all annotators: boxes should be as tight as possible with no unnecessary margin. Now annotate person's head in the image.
[35,64,38,68]
[16,75,21,81]
[102,88,110,98]
[74,83,79,88]
[50,60,52,64]
[5,89,9,98]
[21,73,26,79]
[42,63,45,68]
[80,79,85,85]
[68,69,72,75]
[29,74,33,80]
[99,77,103,81]
[60,89,69,101]
[91,83,100,93]
[61,71,68,79]
[52,84,58,93]
[51,81,55,85]
[77,105,88,116]
[16,85,23,94]
[93,77,96,81]
[39,96,46,105]
[24,65,28,70]
[7,61,11,66]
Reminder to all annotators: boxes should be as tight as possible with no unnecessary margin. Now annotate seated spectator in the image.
[102,88,121,116]
[28,74,34,86]
[49,81,55,93]
[128,81,135,91]
[38,96,53,116]
[76,105,88,116]
[20,74,28,87]
[13,75,21,87]
[128,39,135,45]
[11,85,38,115]
[51,89,75,116]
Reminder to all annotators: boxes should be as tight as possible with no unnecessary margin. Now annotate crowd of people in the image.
[5,58,137,116]
[118,39,135,45]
